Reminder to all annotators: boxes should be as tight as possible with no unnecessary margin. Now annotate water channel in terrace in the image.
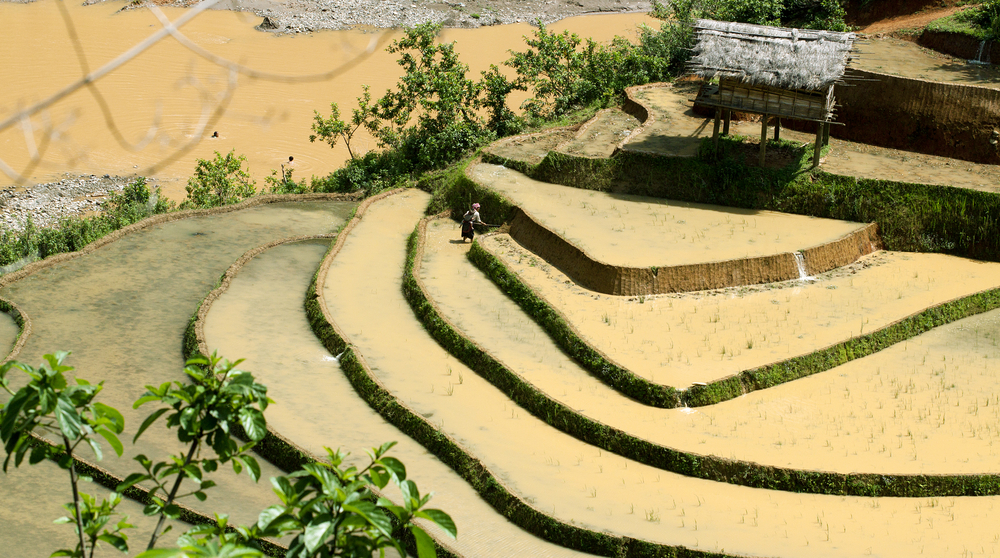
[0,200,354,553]
[0,0,655,199]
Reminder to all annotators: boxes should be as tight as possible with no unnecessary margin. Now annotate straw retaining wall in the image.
[506,205,879,296]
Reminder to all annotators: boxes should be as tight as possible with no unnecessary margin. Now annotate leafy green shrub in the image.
[180,150,257,210]
[976,0,1000,37]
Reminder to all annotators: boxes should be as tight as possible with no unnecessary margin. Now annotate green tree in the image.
[181,151,257,210]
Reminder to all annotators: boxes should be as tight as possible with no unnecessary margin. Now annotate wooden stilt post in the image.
[722,109,731,136]
[823,121,831,146]
[712,108,722,154]
[759,115,768,167]
[813,120,824,167]
[774,118,781,141]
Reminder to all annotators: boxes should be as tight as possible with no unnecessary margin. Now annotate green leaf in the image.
[117,472,149,492]
[343,501,393,538]
[410,525,438,558]
[135,549,187,558]
[303,517,333,554]
[86,437,103,461]
[238,407,266,442]
[97,533,129,552]
[134,408,168,443]
[54,396,83,440]
[94,402,125,433]
[240,455,261,483]
[380,457,406,482]
[415,509,457,539]
[96,428,124,457]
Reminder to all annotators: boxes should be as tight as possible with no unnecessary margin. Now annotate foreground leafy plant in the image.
[0,352,126,558]
[1,352,455,558]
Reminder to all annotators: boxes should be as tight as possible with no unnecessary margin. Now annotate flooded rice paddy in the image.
[471,163,865,268]
[479,233,1000,388]
[202,235,590,557]
[321,191,1000,557]
[0,200,354,549]
[0,0,654,196]
[424,218,1000,474]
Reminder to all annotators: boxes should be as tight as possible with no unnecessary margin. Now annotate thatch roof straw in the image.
[689,19,856,91]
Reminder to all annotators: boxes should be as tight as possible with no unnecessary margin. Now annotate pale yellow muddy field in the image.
[478,234,1000,388]
[0,459,184,556]
[470,163,865,268]
[855,38,1000,89]
[203,236,592,558]
[0,201,354,538]
[423,219,1000,474]
[0,309,18,359]
[323,199,1000,557]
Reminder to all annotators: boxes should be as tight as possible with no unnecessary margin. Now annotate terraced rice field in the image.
[0,200,355,548]
[5,75,1000,558]
[424,218,1000,474]
[478,234,1000,388]
[200,232,590,558]
[471,163,866,268]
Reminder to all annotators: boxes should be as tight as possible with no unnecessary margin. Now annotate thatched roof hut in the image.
[689,19,858,165]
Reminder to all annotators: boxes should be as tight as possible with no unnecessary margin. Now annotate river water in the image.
[0,0,656,199]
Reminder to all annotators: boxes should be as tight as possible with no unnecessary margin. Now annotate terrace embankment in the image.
[318,190,1000,557]
[422,218,1000,475]
[0,308,18,360]
[0,199,355,551]
[622,81,1000,192]
[556,109,642,159]
[201,235,590,558]
[470,162,877,295]
[477,232,1000,390]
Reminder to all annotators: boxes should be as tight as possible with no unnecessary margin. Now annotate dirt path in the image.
[860,5,965,34]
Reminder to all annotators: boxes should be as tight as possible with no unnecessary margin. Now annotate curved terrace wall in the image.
[505,203,881,296]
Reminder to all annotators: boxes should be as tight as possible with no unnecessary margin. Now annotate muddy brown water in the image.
[471,163,866,268]
[202,236,594,557]
[424,219,1000,474]
[0,458,183,556]
[0,201,354,550]
[322,192,1000,557]
[480,232,1000,389]
[0,0,654,198]
[0,310,18,360]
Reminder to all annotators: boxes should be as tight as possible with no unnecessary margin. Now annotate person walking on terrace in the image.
[461,202,485,242]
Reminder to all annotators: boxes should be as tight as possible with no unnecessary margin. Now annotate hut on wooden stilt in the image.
[689,19,857,167]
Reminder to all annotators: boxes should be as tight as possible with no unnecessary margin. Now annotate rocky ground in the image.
[184,0,651,34]
[0,175,148,233]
